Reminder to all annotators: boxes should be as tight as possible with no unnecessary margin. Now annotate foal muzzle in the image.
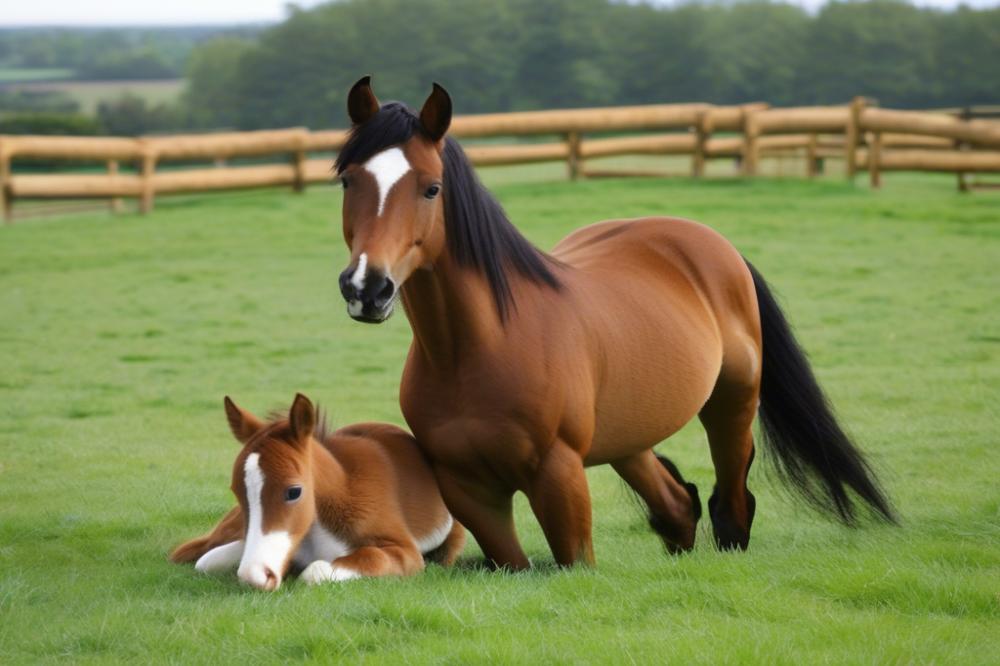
[338,263,396,323]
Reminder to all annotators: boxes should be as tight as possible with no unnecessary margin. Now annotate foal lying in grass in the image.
[171,394,464,590]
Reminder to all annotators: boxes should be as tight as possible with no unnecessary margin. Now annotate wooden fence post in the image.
[742,109,760,176]
[806,133,818,178]
[107,160,123,213]
[869,132,882,189]
[139,139,156,215]
[0,141,11,224]
[565,131,582,181]
[692,110,711,178]
[292,130,307,193]
[955,139,970,192]
[845,96,865,181]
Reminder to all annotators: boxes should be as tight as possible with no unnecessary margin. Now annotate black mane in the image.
[335,102,560,321]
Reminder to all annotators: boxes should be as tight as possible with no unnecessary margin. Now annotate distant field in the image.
[2,78,184,113]
[1,173,997,663]
[0,67,74,83]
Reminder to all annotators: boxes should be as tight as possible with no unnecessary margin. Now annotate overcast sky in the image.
[0,0,996,26]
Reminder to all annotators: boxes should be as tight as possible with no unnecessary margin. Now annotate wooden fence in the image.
[2,97,998,221]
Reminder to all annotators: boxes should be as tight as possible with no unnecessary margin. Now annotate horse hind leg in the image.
[612,449,701,554]
[699,348,759,551]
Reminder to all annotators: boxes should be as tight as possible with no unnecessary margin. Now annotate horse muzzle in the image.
[238,562,282,591]
[338,263,396,324]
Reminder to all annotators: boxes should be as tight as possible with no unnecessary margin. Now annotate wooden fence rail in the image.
[2,98,998,222]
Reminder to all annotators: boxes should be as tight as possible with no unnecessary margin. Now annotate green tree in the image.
[183,37,255,129]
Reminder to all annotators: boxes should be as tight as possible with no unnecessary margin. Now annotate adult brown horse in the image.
[333,77,894,569]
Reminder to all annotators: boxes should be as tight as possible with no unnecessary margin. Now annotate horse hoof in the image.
[301,560,361,585]
[708,486,755,551]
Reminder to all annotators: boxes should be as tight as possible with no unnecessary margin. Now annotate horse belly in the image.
[584,292,723,465]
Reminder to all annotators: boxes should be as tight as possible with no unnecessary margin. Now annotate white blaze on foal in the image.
[237,452,293,590]
[363,147,411,217]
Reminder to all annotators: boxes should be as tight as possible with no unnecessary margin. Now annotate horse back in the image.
[551,217,760,459]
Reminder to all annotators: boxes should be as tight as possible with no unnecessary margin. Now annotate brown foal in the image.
[170,394,464,589]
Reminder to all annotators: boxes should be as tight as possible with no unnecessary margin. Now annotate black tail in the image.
[747,261,896,525]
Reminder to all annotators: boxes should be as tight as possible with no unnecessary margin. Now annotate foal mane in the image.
[335,102,561,321]
[259,405,334,445]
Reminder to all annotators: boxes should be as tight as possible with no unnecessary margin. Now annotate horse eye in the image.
[340,176,349,190]
[424,184,441,199]
[285,485,302,502]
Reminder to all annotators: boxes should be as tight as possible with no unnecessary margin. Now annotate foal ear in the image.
[419,82,452,142]
[347,75,380,126]
[224,396,264,444]
[289,393,316,443]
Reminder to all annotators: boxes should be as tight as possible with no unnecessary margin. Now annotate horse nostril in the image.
[338,267,357,301]
[376,279,395,303]
[263,567,278,590]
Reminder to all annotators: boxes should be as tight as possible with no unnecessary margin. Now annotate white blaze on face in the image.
[363,147,411,217]
[237,452,292,590]
[350,252,368,291]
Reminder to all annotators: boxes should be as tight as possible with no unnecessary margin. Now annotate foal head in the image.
[225,393,322,590]
[334,76,452,323]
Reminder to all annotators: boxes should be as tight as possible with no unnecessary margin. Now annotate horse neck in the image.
[307,437,348,516]
[400,251,506,368]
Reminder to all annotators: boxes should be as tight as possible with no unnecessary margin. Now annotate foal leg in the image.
[169,505,243,567]
[423,519,466,567]
[434,468,530,570]
[612,450,701,554]
[699,365,759,551]
[526,442,595,567]
[300,543,424,585]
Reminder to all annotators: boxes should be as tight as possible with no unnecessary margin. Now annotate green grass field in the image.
[1,173,998,663]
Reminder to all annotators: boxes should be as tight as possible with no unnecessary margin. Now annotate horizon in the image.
[1,0,997,28]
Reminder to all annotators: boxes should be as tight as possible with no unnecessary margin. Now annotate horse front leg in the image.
[434,467,530,571]
[170,505,244,572]
[526,441,595,567]
[300,543,424,585]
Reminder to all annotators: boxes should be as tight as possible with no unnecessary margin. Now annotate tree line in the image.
[1,0,998,136]
[0,26,257,80]
[183,0,1000,131]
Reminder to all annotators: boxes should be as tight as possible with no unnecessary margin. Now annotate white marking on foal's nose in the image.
[363,147,411,217]
[350,252,368,290]
[237,452,292,590]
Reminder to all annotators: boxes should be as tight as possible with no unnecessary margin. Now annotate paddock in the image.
[0,173,996,662]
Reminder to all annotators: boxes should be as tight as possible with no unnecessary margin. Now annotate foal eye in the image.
[285,486,302,502]
[424,184,441,199]
[340,177,349,190]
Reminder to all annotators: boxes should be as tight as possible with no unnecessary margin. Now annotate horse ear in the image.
[419,82,452,142]
[347,75,380,126]
[289,393,316,444]
[224,396,263,444]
